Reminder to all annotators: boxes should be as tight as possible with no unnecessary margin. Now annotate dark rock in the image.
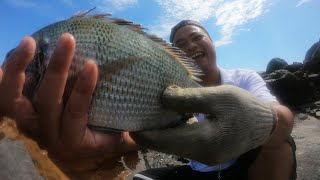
[308,74,320,78]
[298,113,308,120]
[262,40,320,107]
[303,39,320,73]
[261,53,320,107]
[266,58,288,74]
[267,69,295,80]
[139,149,188,169]
[264,69,316,106]
[305,108,311,113]
[284,62,303,73]
[314,101,320,107]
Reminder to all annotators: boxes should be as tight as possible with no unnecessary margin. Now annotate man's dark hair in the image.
[169,20,210,43]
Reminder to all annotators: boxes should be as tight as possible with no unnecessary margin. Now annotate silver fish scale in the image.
[27,17,200,132]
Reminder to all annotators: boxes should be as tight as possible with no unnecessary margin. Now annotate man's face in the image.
[173,25,216,72]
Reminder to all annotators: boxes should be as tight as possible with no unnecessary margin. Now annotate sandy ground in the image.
[292,115,320,180]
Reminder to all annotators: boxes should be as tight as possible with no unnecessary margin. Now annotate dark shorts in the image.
[133,135,297,180]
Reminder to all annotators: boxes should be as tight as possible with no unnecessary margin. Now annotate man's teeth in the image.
[192,52,203,58]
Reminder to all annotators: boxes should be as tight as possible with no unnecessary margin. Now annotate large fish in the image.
[4,9,201,132]
[3,10,277,165]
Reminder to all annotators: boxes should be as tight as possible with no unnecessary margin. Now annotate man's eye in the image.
[176,43,186,48]
[193,35,203,41]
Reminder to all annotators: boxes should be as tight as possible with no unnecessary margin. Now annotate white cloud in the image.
[61,0,74,7]
[93,0,270,47]
[149,0,270,46]
[155,0,221,21]
[5,0,38,8]
[296,0,312,7]
[95,0,138,10]
[149,0,218,40]
[215,0,269,46]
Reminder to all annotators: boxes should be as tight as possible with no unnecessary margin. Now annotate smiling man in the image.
[133,20,297,180]
[0,19,296,180]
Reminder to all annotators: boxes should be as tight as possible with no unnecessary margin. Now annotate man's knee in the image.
[249,137,296,180]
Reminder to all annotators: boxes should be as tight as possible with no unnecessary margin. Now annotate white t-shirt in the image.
[189,66,277,172]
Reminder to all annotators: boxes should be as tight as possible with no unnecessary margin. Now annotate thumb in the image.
[162,85,221,114]
[130,117,222,164]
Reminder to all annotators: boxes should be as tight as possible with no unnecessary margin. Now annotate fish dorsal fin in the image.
[162,45,203,82]
[72,7,111,18]
[139,32,203,82]
[71,8,203,81]
[71,7,146,33]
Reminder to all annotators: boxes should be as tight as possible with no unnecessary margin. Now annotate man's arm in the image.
[242,71,294,147]
[263,102,294,148]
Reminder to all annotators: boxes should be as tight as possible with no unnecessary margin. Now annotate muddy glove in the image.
[130,85,277,165]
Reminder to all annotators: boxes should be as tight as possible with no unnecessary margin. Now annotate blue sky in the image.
[0,0,319,71]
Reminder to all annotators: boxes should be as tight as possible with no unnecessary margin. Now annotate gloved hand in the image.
[130,85,277,165]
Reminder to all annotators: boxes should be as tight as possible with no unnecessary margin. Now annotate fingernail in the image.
[61,33,74,40]
[18,37,28,48]
[18,37,32,51]
[59,33,75,46]
[54,34,75,55]
[17,37,36,57]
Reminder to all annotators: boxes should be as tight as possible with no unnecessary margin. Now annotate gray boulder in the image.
[303,39,320,73]
[264,69,317,106]
[284,62,303,73]
[266,58,288,74]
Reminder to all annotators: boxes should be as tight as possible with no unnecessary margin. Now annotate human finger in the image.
[0,37,36,117]
[1,37,35,95]
[14,97,40,138]
[61,60,98,144]
[0,68,3,84]
[60,60,125,158]
[35,33,75,144]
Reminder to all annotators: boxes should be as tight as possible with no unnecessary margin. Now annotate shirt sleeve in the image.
[239,71,278,103]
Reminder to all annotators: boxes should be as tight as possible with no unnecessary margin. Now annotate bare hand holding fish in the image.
[0,34,137,160]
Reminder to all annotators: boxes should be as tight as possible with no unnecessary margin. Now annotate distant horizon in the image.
[1,0,319,71]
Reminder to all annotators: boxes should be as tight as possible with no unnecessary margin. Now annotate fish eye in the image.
[177,43,185,49]
[176,41,186,49]
[36,37,50,66]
